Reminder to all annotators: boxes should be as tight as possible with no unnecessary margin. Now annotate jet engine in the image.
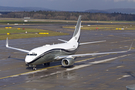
[61,58,74,67]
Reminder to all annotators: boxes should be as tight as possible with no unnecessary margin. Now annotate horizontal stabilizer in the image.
[58,39,68,43]
[79,40,106,45]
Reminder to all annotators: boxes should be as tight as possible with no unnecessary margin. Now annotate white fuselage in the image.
[25,39,79,65]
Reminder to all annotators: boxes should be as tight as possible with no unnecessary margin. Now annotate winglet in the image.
[6,37,9,47]
[128,41,134,51]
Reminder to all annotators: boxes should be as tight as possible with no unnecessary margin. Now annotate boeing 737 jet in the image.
[6,15,131,70]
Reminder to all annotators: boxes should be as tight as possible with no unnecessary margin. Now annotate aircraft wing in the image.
[6,38,30,53]
[55,50,128,60]
[55,42,133,60]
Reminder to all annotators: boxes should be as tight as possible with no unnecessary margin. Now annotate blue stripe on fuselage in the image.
[27,48,77,65]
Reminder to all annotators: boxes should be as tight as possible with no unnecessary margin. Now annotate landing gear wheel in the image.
[47,62,50,66]
[43,63,46,66]
[32,65,37,70]
[33,67,37,70]
[43,62,50,66]
[28,65,32,67]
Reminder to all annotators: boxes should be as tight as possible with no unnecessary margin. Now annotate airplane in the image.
[6,15,132,70]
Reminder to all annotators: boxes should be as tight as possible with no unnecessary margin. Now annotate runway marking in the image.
[0,54,131,80]
[116,65,124,68]
[117,75,130,80]
[110,39,132,44]
[0,65,61,80]
[108,35,131,40]
[121,40,132,42]
[27,54,131,82]
[76,54,108,63]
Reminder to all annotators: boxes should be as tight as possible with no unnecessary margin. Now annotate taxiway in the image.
[0,24,135,90]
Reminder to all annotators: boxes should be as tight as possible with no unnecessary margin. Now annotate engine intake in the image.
[61,58,74,67]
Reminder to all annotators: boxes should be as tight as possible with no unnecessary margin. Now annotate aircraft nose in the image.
[25,56,33,64]
[25,57,29,64]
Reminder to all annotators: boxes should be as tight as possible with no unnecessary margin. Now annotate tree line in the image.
[0,11,135,21]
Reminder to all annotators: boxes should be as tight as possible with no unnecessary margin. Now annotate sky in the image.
[0,0,135,11]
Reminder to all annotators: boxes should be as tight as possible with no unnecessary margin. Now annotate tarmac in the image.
[0,24,135,90]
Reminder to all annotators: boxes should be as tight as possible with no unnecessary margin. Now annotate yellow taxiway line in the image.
[0,54,115,80]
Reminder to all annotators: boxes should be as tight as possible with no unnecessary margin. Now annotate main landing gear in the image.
[43,62,50,66]
[33,65,37,70]
[28,63,50,70]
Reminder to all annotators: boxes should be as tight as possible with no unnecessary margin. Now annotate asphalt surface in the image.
[0,24,135,90]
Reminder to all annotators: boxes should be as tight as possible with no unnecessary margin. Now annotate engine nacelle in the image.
[61,58,75,67]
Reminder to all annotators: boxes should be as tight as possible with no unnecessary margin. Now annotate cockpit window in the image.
[27,53,37,56]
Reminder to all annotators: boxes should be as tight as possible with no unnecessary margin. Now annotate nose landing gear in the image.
[28,63,50,70]
[32,65,37,70]
[27,64,37,70]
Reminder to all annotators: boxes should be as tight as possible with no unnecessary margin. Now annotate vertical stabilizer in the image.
[68,15,81,43]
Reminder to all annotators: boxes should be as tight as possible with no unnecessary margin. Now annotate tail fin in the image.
[68,15,81,43]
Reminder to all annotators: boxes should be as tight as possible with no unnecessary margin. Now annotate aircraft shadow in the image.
[8,56,24,61]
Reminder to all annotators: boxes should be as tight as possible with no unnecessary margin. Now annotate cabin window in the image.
[27,53,37,56]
